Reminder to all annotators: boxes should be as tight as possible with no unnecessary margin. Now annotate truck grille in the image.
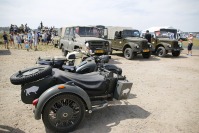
[173,41,179,49]
[141,41,148,49]
[89,41,105,50]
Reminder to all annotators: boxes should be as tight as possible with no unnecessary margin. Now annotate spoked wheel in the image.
[124,48,134,60]
[10,65,52,85]
[42,94,85,133]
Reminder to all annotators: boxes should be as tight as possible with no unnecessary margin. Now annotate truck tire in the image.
[58,44,62,49]
[142,52,151,58]
[42,94,85,133]
[124,48,134,60]
[62,48,68,56]
[10,65,52,85]
[157,47,166,57]
[172,51,180,57]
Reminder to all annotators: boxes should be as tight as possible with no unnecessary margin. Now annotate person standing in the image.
[27,31,33,49]
[3,31,9,49]
[187,33,194,56]
[145,30,152,43]
[33,31,38,51]
[10,32,14,48]
[16,33,22,49]
[24,39,29,51]
[178,38,184,48]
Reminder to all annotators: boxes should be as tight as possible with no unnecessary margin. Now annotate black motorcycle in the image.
[37,53,122,75]
[10,65,132,133]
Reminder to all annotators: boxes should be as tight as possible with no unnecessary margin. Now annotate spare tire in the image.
[10,65,52,85]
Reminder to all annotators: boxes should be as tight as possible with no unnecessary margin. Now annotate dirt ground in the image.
[0,47,199,133]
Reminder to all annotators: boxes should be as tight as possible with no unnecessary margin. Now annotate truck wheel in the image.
[172,51,180,57]
[58,44,62,49]
[157,47,166,57]
[108,49,113,55]
[10,65,52,85]
[142,52,151,58]
[42,94,85,133]
[54,42,57,48]
[124,48,134,60]
[62,48,68,56]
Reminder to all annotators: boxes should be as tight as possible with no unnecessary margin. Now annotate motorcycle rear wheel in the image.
[42,94,85,133]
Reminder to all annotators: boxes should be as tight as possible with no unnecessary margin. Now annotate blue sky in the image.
[0,0,199,32]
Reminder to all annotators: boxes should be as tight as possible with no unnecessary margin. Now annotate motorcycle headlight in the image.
[149,44,152,48]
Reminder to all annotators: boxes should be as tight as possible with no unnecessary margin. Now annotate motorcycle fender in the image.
[34,83,91,120]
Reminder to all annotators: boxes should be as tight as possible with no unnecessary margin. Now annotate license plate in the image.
[95,50,104,53]
[143,49,149,52]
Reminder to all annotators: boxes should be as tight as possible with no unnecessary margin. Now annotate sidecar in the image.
[10,65,132,133]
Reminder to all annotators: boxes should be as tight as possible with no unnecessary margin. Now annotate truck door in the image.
[112,31,124,50]
[68,27,76,51]
[62,28,70,51]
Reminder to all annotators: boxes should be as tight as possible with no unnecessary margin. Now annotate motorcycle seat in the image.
[52,69,108,96]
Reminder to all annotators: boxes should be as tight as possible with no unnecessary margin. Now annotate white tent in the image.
[143,26,175,33]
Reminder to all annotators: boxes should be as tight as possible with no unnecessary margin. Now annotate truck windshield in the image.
[76,27,99,37]
[155,29,177,39]
[122,30,140,37]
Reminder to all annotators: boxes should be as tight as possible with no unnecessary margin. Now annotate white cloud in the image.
[0,0,199,32]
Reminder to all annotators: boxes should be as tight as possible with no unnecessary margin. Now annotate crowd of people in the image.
[2,30,54,51]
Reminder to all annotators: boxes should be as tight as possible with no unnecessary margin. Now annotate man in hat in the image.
[187,33,193,56]
[145,30,152,43]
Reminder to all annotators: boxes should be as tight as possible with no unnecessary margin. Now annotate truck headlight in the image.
[105,42,109,46]
[167,44,171,48]
[136,45,139,49]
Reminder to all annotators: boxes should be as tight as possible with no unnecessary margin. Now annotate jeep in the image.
[150,28,183,57]
[60,26,111,56]
[102,27,152,60]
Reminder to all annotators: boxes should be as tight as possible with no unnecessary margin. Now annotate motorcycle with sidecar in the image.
[10,65,132,133]
[36,50,122,75]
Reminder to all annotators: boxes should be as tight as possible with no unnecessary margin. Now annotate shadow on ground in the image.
[0,125,25,133]
[111,52,160,61]
[75,104,150,133]
[0,49,11,55]
[44,104,150,133]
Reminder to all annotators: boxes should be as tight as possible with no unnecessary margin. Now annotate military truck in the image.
[60,26,111,56]
[52,27,66,48]
[149,28,183,57]
[101,26,152,60]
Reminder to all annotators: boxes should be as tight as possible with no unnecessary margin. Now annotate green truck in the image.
[144,28,183,57]
[101,26,152,60]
